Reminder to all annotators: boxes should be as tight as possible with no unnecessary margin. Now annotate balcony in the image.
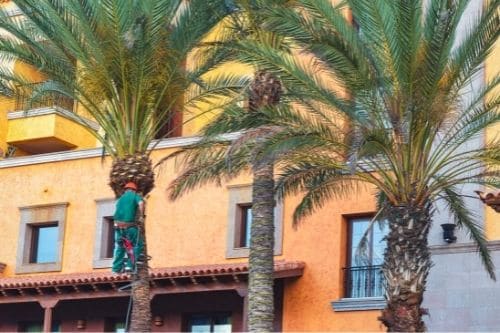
[343,265,385,298]
[5,82,97,154]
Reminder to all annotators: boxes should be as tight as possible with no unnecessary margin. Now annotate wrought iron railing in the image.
[14,82,74,112]
[343,265,385,298]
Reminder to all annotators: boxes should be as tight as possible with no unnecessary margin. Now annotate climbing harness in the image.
[122,236,136,268]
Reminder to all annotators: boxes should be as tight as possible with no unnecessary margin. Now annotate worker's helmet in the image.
[124,182,138,191]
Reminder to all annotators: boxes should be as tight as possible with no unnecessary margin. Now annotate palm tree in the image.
[241,0,499,331]
[166,1,305,330]
[0,0,240,330]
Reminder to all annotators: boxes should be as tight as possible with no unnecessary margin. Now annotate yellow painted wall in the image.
[484,36,500,239]
[0,96,13,156]
[6,113,96,149]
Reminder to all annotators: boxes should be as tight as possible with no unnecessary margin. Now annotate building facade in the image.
[0,0,499,332]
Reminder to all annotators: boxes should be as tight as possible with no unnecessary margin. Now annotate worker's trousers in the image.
[112,225,144,273]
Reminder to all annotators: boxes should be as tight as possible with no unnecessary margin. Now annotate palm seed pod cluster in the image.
[248,70,282,111]
[109,153,155,197]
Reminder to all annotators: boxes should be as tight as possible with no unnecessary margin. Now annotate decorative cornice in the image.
[8,106,99,130]
[331,297,385,312]
[18,202,69,211]
[0,132,241,169]
[430,240,500,255]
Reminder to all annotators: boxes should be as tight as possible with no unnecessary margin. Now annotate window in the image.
[16,203,67,274]
[30,223,58,263]
[101,217,115,259]
[235,204,252,248]
[104,318,126,332]
[19,321,60,332]
[344,216,387,298]
[184,313,231,333]
[113,322,126,333]
[93,199,116,268]
[226,185,283,259]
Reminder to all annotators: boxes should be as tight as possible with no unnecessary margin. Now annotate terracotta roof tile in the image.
[0,261,305,289]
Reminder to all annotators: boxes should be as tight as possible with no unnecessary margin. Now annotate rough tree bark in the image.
[379,203,432,332]
[248,161,276,332]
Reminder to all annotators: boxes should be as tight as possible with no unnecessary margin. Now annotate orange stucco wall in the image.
[280,186,383,331]
[0,146,383,331]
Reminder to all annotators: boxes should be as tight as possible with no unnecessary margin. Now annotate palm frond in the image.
[439,186,495,280]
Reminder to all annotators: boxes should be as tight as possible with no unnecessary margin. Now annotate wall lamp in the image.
[76,319,86,329]
[441,223,457,243]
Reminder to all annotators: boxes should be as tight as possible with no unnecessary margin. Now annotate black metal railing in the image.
[14,82,74,112]
[343,265,385,298]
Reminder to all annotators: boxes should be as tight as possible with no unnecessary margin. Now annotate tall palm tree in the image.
[240,0,499,331]
[0,0,240,330]
[166,1,304,330]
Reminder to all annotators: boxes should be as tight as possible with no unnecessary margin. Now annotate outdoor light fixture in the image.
[441,224,457,243]
[76,319,86,329]
[153,316,164,327]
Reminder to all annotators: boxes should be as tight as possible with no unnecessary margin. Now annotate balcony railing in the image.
[14,82,74,112]
[343,265,385,298]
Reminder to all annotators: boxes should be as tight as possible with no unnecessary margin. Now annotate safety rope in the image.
[124,219,143,332]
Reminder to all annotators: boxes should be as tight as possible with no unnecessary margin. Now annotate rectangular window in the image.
[344,216,388,298]
[93,199,116,268]
[185,313,231,333]
[30,223,58,263]
[19,321,60,332]
[114,322,126,333]
[16,203,67,274]
[104,318,125,332]
[102,217,115,259]
[226,185,283,259]
[236,204,252,248]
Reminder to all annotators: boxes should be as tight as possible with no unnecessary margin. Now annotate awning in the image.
[0,260,305,304]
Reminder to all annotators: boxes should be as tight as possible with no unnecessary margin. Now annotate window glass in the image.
[236,205,252,248]
[32,224,58,263]
[242,206,252,248]
[345,217,388,298]
[213,314,231,333]
[114,322,125,333]
[21,322,60,332]
[103,217,115,258]
[189,315,211,333]
[350,218,370,266]
[186,314,231,333]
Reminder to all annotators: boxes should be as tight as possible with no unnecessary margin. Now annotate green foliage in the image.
[0,0,246,157]
[258,0,500,276]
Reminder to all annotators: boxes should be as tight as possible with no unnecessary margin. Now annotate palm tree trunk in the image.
[110,154,154,332]
[129,221,151,332]
[379,203,432,332]
[248,161,275,332]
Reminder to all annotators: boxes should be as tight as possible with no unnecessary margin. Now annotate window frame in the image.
[225,184,283,259]
[344,215,386,299]
[93,198,116,268]
[16,203,68,274]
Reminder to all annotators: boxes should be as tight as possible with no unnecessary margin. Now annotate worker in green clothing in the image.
[112,181,145,273]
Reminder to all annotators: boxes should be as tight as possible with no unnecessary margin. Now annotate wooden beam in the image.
[151,281,246,296]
